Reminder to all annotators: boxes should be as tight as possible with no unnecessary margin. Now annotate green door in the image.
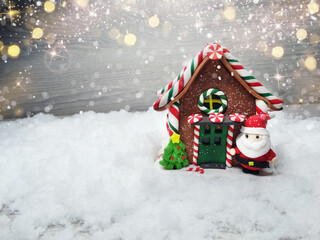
[197,125,228,167]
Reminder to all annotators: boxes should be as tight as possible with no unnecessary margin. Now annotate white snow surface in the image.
[0,109,320,239]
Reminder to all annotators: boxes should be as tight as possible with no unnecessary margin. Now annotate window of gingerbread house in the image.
[198,88,227,114]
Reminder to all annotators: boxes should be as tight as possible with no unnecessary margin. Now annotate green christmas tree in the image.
[159,133,189,170]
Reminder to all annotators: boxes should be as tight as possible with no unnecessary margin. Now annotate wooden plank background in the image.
[0,0,319,119]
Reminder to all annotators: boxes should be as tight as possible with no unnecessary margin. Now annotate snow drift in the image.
[0,109,319,239]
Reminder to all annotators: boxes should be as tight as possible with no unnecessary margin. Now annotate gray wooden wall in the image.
[0,0,319,119]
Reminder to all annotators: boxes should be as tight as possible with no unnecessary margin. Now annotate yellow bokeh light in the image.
[75,0,90,8]
[224,7,236,20]
[62,1,67,7]
[308,2,319,14]
[272,46,284,58]
[124,33,137,46]
[0,41,3,51]
[8,10,20,18]
[296,29,307,40]
[148,15,160,28]
[8,44,21,58]
[305,56,317,70]
[44,1,56,13]
[32,27,44,39]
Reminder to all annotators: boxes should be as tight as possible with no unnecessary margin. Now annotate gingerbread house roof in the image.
[153,43,284,111]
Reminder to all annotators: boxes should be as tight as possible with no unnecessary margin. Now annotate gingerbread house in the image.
[154,43,283,169]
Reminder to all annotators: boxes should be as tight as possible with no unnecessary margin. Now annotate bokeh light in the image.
[108,28,120,40]
[8,44,21,58]
[305,56,317,71]
[272,46,284,58]
[310,34,320,45]
[32,27,44,39]
[224,7,236,20]
[44,1,56,13]
[124,33,137,46]
[148,15,160,28]
[45,33,56,44]
[256,41,268,52]
[0,0,319,119]
[75,0,90,8]
[296,29,307,40]
[308,1,319,14]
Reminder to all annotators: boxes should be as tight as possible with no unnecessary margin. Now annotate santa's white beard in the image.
[236,133,271,158]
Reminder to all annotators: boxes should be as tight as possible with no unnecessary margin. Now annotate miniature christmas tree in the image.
[160,133,189,170]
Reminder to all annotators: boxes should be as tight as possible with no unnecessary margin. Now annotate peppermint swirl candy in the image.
[229,113,246,122]
[187,114,203,124]
[206,43,223,60]
[209,113,224,123]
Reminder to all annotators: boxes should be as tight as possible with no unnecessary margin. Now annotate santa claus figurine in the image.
[230,114,278,175]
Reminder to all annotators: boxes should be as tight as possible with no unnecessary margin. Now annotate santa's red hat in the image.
[240,114,272,136]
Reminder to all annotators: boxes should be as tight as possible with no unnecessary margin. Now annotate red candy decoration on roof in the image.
[229,113,246,122]
[187,114,203,124]
[209,113,224,123]
[206,43,223,60]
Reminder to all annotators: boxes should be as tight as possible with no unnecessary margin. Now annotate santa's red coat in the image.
[234,147,276,170]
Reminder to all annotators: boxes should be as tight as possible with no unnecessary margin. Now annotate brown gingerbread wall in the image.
[179,59,256,165]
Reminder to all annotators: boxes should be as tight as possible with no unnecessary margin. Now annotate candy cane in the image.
[224,51,284,109]
[192,125,200,165]
[154,47,207,105]
[166,101,180,136]
[186,166,204,174]
[154,43,283,110]
[256,99,268,114]
[187,114,202,166]
[225,125,234,167]
[226,113,246,167]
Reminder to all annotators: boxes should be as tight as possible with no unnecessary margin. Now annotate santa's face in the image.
[236,132,271,158]
[245,133,264,143]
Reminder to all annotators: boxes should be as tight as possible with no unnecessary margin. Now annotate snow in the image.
[0,109,320,239]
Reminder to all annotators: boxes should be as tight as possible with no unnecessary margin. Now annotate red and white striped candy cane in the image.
[187,114,202,166]
[226,125,234,167]
[166,101,180,136]
[154,43,283,111]
[226,113,246,167]
[209,113,224,123]
[223,51,284,109]
[256,99,268,114]
[187,114,202,124]
[192,125,200,165]
[186,166,204,174]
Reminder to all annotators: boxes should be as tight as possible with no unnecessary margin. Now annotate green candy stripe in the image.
[167,86,174,103]
[259,93,273,97]
[168,120,178,134]
[226,59,239,62]
[241,76,256,80]
[191,59,195,75]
